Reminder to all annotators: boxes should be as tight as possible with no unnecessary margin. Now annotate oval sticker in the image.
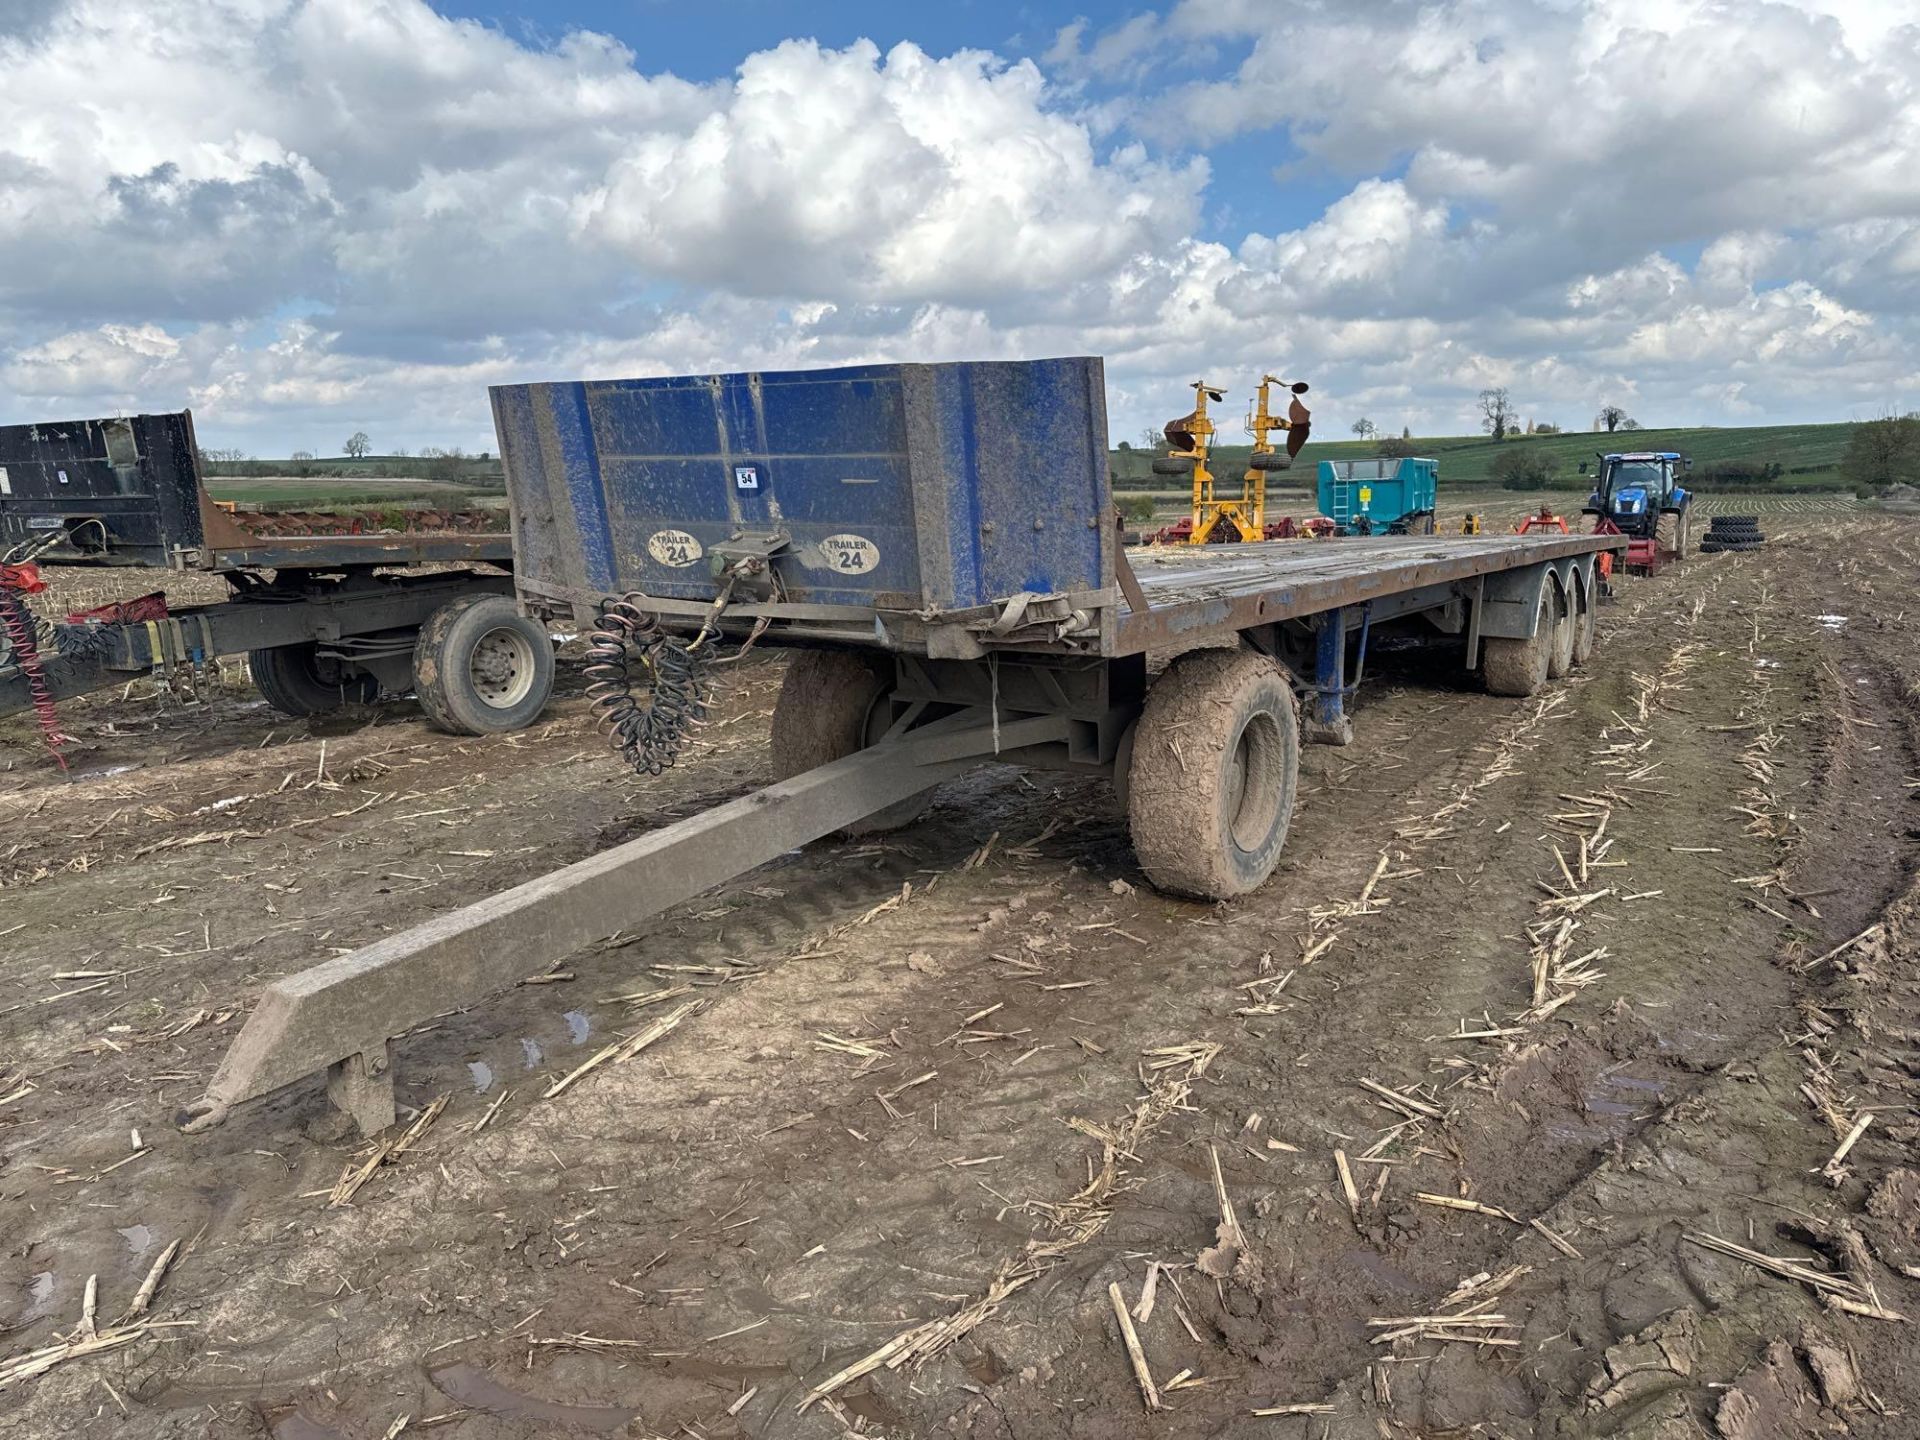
[647,529,703,568]
[818,533,881,575]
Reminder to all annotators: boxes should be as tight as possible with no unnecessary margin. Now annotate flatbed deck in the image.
[1117,532,1616,652]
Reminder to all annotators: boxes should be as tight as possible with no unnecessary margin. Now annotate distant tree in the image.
[343,432,371,458]
[425,446,468,484]
[392,445,409,458]
[1379,435,1416,459]
[1595,404,1632,433]
[1493,446,1559,489]
[1534,422,1561,435]
[1139,426,1165,452]
[1351,417,1378,440]
[1401,425,1411,440]
[1841,412,1920,488]
[1116,439,1133,453]
[290,450,314,462]
[1478,388,1515,441]
[1619,418,1643,432]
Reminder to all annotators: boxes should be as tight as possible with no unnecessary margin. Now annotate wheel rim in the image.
[469,626,538,709]
[1226,711,1286,853]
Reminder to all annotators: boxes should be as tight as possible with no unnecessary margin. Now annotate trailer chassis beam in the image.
[181,706,1071,1136]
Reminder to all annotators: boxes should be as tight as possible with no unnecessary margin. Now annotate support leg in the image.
[1304,609,1354,747]
[324,1045,396,1136]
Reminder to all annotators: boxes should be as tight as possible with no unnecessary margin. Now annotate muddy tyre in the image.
[1547,585,1576,679]
[1571,578,1597,667]
[250,642,377,716]
[770,650,929,835]
[1126,647,1300,900]
[1482,590,1553,697]
[1656,506,1689,558]
[411,595,555,735]
[1151,454,1195,476]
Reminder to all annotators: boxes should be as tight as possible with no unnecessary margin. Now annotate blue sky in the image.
[0,0,1914,453]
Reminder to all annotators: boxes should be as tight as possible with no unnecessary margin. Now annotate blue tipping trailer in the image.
[185,357,1625,1137]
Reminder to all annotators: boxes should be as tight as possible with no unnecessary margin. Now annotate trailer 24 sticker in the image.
[816,533,881,574]
[647,529,704,567]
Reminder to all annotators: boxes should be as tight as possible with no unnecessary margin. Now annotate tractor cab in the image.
[1584,452,1690,538]
[1583,451,1695,569]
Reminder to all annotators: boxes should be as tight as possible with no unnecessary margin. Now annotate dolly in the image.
[180,356,1623,1137]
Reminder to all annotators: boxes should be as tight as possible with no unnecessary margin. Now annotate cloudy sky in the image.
[0,0,1915,455]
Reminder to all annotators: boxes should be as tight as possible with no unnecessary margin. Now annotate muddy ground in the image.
[5,500,1920,1439]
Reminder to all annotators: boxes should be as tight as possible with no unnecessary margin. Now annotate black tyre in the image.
[1151,455,1196,476]
[1482,589,1553,697]
[770,650,929,835]
[1571,578,1597,667]
[1712,514,1758,528]
[1546,584,1576,679]
[1125,647,1299,899]
[411,594,555,735]
[249,642,377,716]
[1248,452,1293,472]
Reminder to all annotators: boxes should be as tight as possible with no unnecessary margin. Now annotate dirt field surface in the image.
[7,503,1920,1439]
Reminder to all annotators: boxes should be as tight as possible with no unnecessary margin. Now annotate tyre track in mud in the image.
[3,598,1594,1436]
[5,517,1910,1440]
[1203,524,1920,1438]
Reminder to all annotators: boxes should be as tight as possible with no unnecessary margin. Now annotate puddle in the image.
[1339,1248,1422,1295]
[72,764,139,780]
[1583,1094,1640,1118]
[118,1224,155,1259]
[467,1061,494,1094]
[564,1011,592,1045]
[1606,1074,1667,1095]
[1813,614,1848,631]
[266,1410,347,1440]
[520,1038,543,1069]
[429,1362,636,1432]
[24,1271,55,1320]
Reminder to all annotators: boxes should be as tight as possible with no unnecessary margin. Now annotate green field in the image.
[1113,421,1858,491]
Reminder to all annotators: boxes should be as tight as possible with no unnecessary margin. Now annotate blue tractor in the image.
[1583,451,1694,566]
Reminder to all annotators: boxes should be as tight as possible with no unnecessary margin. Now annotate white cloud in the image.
[0,0,1915,451]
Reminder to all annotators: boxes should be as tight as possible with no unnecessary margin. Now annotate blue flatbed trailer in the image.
[186,358,1622,1136]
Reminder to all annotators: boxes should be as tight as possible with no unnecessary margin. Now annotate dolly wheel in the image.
[1482,589,1553,697]
[1125,646,1300,899]
[250,642,377,716]
[412,595,556,735]
[770,651,930,835]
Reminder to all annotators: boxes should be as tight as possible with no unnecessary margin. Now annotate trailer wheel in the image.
[1482,590,1552,697]
[1125,647,1300,900]
[411,595,555,735]
[1546,585,1576,679]
[1571,578,1597,667]
[1151,454,1196,476]
[770,650,930,835]
[249,642,377,716]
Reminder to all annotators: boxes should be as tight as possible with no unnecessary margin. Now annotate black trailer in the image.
[0,411,554,736]
[182,359,1623,1136]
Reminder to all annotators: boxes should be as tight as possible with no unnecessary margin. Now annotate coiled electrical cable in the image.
[583,595,721,776]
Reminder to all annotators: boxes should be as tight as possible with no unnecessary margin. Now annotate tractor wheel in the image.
[412,595,556,735]
[1151,455,1196,476]
[770,650,930,835]
[1571,578,1597,667]
[1482,590,1553,697]
[1546,585,1576,679]
[1656,506,1690,558]
[1125,646,1300,899]
[250,642,377,716]
[1248,452,1292,472]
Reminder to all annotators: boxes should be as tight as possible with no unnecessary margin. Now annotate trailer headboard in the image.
[0,412,208,566]
[491,358,1113,618]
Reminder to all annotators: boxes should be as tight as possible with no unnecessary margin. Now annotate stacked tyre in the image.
[1700,515,1766,553]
